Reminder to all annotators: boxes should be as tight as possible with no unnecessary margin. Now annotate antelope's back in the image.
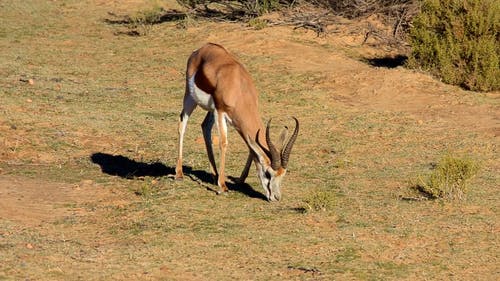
[187,43,258,110]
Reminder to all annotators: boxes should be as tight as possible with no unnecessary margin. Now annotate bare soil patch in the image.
[0,176,120,227]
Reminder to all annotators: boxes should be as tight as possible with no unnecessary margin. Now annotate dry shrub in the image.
[128,4,165,35]
[176,1,419,40]
[177,0,295,16]
[312,0,416,18]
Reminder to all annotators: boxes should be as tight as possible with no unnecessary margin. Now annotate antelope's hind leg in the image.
[175,93,197,180]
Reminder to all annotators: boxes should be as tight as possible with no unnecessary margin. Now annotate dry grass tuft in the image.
[302,189,336,212]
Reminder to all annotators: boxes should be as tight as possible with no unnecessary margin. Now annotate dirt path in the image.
[0,176,121,227]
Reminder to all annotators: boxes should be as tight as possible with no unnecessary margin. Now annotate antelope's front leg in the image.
[237,151,253,184]
[201,111,218,184]
[215,110,229,193]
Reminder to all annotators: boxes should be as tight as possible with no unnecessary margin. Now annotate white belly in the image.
[188,74,215,111]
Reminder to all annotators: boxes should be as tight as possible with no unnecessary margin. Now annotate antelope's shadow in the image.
[90,152,266,200]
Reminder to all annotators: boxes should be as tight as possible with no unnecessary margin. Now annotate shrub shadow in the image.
[104,5,255,27]
[104,10,187,25]
[90,152,266,201]
[365,55,408,68]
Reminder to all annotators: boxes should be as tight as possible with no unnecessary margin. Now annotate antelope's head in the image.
[247,117,299,202]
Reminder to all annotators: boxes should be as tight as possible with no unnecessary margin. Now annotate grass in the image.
[0,0,498,280]
[248,18,268,30]
[302,188,337,212]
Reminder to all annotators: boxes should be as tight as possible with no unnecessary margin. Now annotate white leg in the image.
[175,93,197,180]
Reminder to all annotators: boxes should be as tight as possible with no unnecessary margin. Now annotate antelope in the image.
[175,43,299,201]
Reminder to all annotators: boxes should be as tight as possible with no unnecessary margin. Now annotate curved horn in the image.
[280,117,299,169]
[266,119,281,170]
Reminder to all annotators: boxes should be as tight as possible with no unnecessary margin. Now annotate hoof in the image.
[216,189,229,196]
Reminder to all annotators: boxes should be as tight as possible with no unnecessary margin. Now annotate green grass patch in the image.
[302,189,336,213]
[248,18,268,30]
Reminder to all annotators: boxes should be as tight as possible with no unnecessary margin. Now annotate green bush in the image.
[416,155,479,200]
[407,0,500,91]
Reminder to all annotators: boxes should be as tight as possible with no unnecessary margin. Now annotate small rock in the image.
[80,179,94,187]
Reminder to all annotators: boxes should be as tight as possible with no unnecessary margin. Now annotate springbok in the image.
[175,43,299,201]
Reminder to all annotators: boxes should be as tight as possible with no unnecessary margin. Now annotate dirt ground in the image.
[0,0,498,280]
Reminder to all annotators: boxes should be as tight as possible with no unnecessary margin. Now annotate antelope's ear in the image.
[246,134,268,166]
[278,126,288,151]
